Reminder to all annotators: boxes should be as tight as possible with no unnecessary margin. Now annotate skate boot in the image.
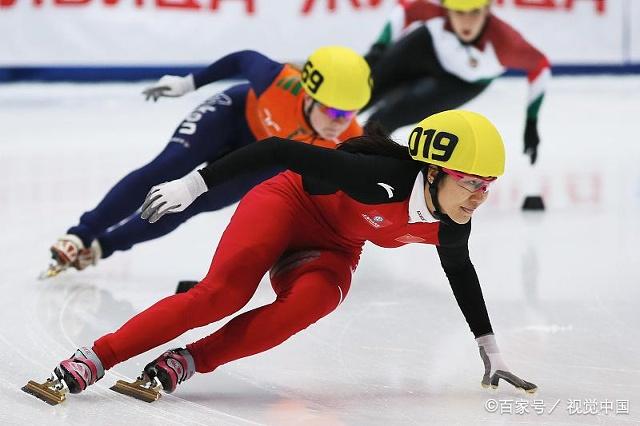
[54,346,105,393]
[111,348,195,402]
[23,347,104,405]
[51,234,84,266]
[144,348,195,393]
[40,234,84,279]
[41,235,101,279]
[73,239,102,271]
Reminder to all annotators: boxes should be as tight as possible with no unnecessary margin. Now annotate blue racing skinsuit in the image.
[68,51,284,258]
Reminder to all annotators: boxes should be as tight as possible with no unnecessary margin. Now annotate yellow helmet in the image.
[301,46,372,111]
[441,0,491,12]
[407,110,505,177]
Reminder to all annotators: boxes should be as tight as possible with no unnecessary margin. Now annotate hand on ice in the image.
[142,74,195,102]
[141,170,208,223]
[524,118,540,165]
[477,334,537,393]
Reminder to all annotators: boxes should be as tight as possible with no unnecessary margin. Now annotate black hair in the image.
[337,120,412,161]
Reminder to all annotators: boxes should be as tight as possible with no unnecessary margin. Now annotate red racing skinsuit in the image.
[93,138,494,373]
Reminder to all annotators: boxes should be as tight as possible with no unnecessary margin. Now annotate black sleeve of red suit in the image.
[198,137,420,203]
[437,222,493,338]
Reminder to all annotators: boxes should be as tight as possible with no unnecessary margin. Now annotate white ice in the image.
[0,76,639,425]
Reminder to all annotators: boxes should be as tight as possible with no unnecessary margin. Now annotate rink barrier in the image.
[1,64,639,82]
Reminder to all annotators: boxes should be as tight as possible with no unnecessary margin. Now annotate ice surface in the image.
[0,77,639,425]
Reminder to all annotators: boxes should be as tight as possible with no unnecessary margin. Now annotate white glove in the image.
[140,170,208,223]
[142,74,195,101]
[476,334,537,393]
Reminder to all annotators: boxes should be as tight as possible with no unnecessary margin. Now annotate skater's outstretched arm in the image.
[489,17,551,165]
[143,51,283,101]
[200,137,419,199]
[192,50,283,96]
[140,136,423,223]
[437,237,537,394]
[436,237,492,339]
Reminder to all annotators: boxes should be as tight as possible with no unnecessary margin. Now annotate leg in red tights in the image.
[186,250,354,373]
[93,182,298,370]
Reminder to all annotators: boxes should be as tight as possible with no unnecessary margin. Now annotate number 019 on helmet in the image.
[408,110,505,178]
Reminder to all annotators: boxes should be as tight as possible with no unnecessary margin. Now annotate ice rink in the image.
[1,76,639,425]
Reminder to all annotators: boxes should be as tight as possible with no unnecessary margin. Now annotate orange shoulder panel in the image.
[245,64,362,149]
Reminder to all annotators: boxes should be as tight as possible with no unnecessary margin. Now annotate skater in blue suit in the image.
[44,47,371,277]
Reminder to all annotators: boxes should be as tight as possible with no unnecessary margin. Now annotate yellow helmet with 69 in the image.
[301,46,372,111]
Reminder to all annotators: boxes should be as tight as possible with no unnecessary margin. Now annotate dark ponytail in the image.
[337,121,412,161]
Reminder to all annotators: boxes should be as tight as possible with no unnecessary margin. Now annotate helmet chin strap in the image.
[424,167,455,225]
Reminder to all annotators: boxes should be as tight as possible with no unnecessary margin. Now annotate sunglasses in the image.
[315,102,357,120]
[441,168,496,193]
